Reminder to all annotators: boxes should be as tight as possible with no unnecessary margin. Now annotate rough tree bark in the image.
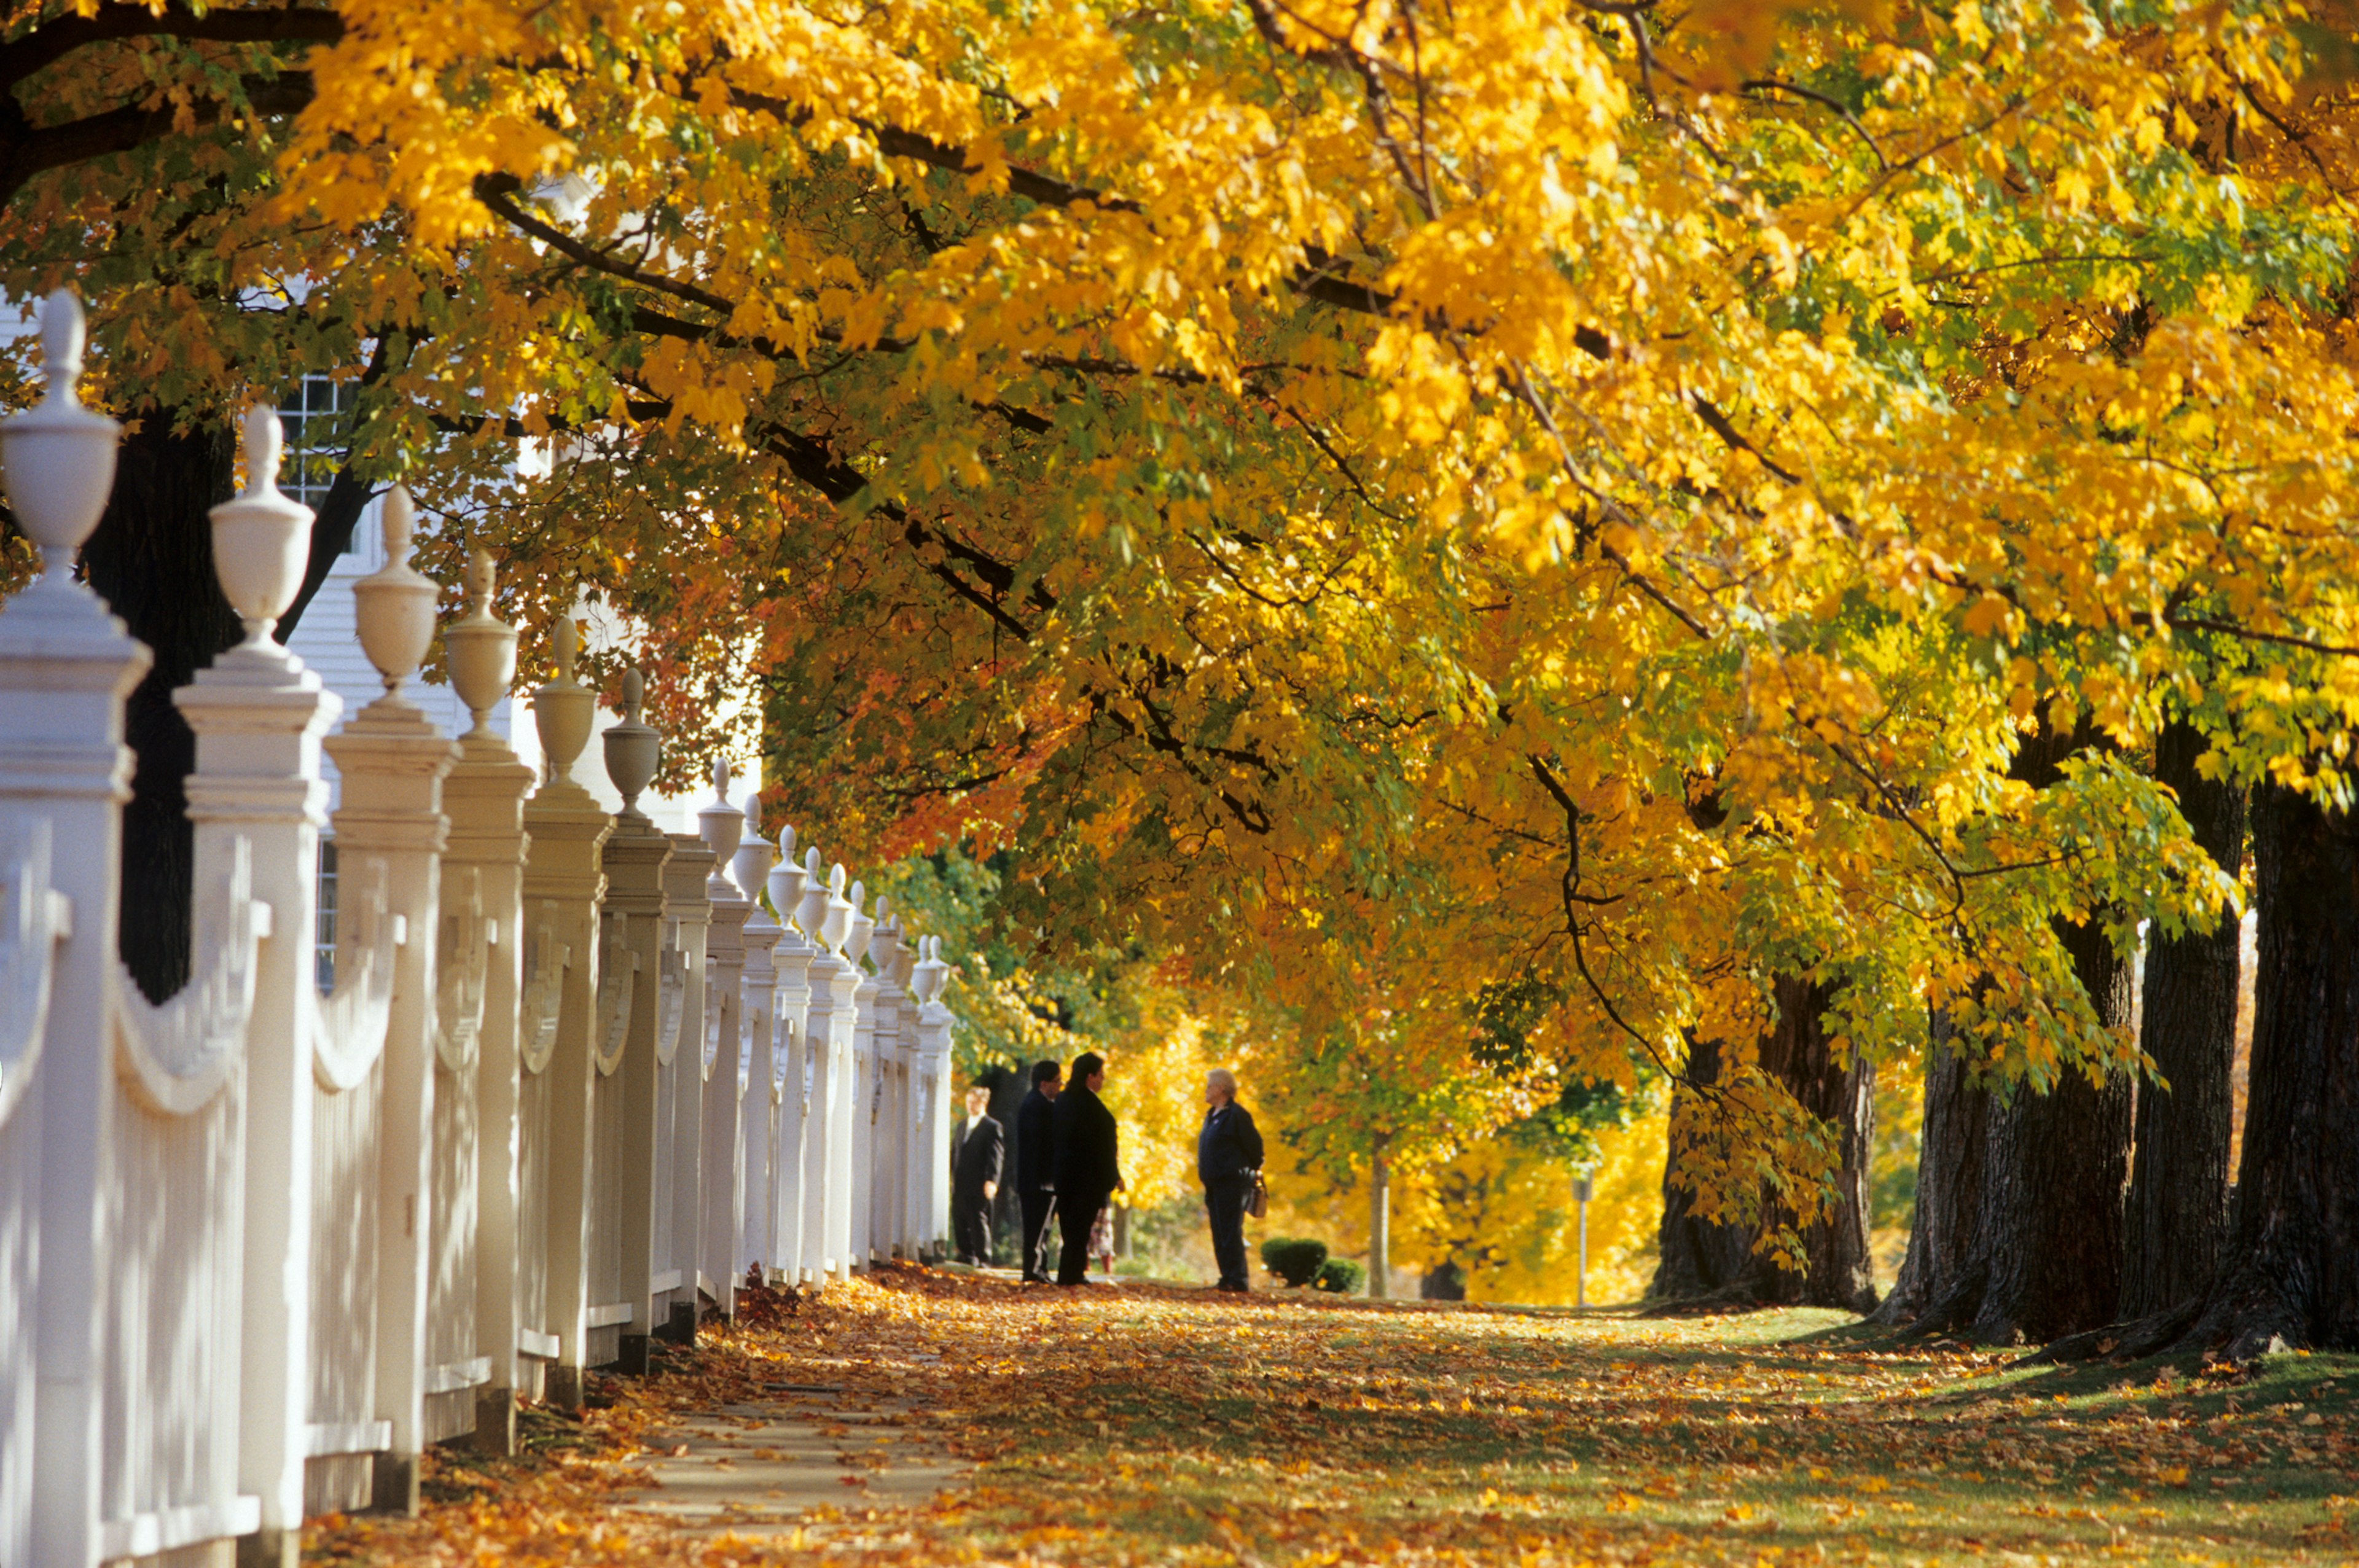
[1651,985,1879,1313]
[1874,1018,1989,1325]
[1751,975,1877,1314]
[2177,782,2359,1359]
[74,402,371,999]
[1967,915,2135,1343]
[275,462,373,642]
[79,413,241,1000]
[2121,717,2246,1319]
[1911,717,2135,1344]
[1650,1036,1758,1301]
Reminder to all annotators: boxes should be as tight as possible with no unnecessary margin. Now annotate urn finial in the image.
[601,666,660,819]
[353,486,438,696]
[696,757,746,897]
[0,290,121,590]
[795,845,828,935]
[733,795,774,915]
[820,863,855,953]
[206,402,313,645]
[531,611,595,785]
[845,878,875,965]
[767,825,810,928]
[446,548,515,736]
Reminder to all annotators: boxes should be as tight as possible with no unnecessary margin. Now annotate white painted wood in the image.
[597,776,670,1362]
[315,620,457,1514]
[166,413,346,1568]
[519,620,613,1410]
[657,838,713,1335]
[696,881,748,1317]
[734,817,780,1286]
[0,309,980,1553]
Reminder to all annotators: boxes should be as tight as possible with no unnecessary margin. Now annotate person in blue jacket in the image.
[1197,1067,1265,1292]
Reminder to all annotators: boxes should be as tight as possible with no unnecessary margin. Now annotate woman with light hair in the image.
[1197,1067,1266,1292]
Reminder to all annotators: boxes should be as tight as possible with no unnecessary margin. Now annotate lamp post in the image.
[1572,1166,1595,1309]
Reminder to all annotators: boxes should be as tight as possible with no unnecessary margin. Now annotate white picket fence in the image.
[0,293,961,1568]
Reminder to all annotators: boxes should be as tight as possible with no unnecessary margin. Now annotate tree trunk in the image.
[1650,1036,1758,1300]
[79,412,241,1001]
[2180,782,2359,1359]
[1876,1016,1989,1327]
[2121,718,2245,1318]
[274,462,373,644]
[1753,975,1878,1313]
[1914,715,2135,1344]
[1970,907,2134,1344]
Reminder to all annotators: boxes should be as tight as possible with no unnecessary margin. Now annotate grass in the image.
[308,1268,2359,1564]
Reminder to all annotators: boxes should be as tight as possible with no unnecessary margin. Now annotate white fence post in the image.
[0,292,977,1568]
[731,802,779,1287]
[520,615,611,1410]
[765,835,814,1284]
[311,490,458,1513]
[845,885,877,1270]
[1,293,155,1568]
[182,409,346,1566]
[600,671,673,1373]
[802,863,858,1282]
[441,552,534,1454]
[890,923,922,1260]
[910,938,957,1262]
[867,903,906,1261]
[659,832,713,1338]
[694,763,748,1317]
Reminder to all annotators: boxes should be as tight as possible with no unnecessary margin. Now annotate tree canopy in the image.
[10,0,2359,1247]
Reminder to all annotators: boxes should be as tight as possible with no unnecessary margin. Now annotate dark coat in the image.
[1015,1086,1058,1195]
[950,1113,1004,1196]
[1051,1083,1122,1207]
[1197,1102,1265,1187]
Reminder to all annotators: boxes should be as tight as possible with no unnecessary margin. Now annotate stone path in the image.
[624,1383,970,1539]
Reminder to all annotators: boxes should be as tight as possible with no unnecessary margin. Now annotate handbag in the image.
[1248,1168,1269,1220]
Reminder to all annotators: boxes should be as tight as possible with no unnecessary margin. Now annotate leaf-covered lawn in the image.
[310,1265,2359,1564]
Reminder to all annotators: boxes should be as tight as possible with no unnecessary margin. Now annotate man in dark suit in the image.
[1050,1051,1122,1286]
[1014,1060,1062,1283]
[949,1085,1004,1265]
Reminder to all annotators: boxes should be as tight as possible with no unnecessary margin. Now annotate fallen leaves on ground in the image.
[309,1263,2359,1564]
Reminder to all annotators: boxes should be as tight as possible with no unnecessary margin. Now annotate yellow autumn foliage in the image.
[11,0,2359,1252]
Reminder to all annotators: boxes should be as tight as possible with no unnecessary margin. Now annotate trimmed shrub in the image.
[1315,1258,1367,1295]
[1260,1236,1329,1286]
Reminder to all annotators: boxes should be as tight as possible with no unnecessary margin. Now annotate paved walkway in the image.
[625,1382,970,1538]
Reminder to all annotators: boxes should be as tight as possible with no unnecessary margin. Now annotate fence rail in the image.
[0,293,961,1568]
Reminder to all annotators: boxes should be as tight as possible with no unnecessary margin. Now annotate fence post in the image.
[659,832,713,1340]
[0,292,153,1568]
[909,937,958,1262]
[440,552,534,1455]
[867,905,908,1260]
[598,671,671,1375]
[765,833,815,1283]
[694,762,748,1317]
[151,405,345,1565]
[791,852,831,1282]
[520,615,611,1411]
[844,883,877,1270]
[732,801,780,1287]
[891,925,922,1258]
[318,490,457,1512]
[812,865,858,1279]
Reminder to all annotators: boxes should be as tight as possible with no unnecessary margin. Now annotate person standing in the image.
[1014,1059,1062,1284]
[1199,1067,1264,1292]
[949,1085,1004,1265]
[1051,1051,1122,1286]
